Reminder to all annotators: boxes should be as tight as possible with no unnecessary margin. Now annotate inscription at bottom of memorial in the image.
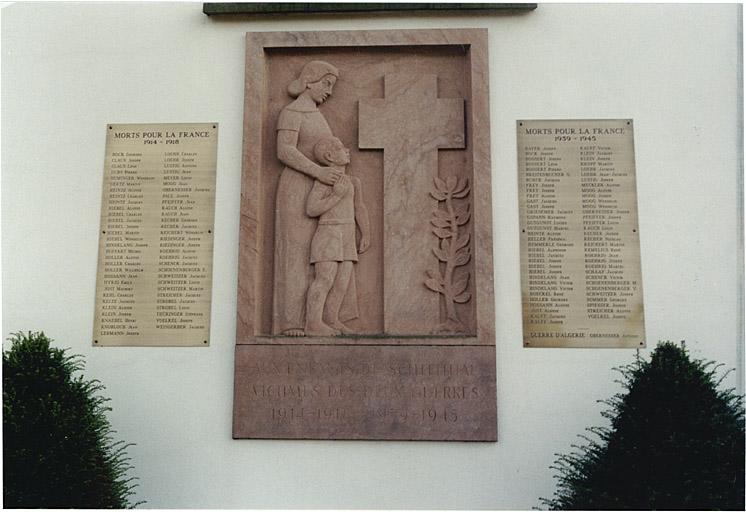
[234,346,496,440]
[253,363,477,420]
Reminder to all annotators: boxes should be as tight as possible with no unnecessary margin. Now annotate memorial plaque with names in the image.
[234,29,496,440]
[517,119,645,348]
[93,123,218,346]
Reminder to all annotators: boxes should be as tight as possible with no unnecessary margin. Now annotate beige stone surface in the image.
[517,119,645,348]
[235,29,495,440]
[93,123,217,346]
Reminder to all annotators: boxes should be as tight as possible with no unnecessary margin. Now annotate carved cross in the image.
[359,73,465,334]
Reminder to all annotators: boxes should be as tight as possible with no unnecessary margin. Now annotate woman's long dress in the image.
[272,99,334,334]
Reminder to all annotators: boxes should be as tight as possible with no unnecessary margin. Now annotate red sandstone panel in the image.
[233,345,497,441]
[235,29,496,441]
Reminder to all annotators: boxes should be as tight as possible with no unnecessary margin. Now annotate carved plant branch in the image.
[425,176,471,334]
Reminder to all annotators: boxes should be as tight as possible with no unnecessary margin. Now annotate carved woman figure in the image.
[273,60,343,336]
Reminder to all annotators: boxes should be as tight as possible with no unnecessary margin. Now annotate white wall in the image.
[2,3,742,509]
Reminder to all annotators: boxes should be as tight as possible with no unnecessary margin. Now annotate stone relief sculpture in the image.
[359,73,466,334]
[305,137,370,336]
[272,61,472,338]
[425,176,472,334]
[272,61,343,336]
[237,30,496,441]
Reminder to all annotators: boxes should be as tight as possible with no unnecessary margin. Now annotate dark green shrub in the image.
[3,331,141,508]
[542,341,744,510]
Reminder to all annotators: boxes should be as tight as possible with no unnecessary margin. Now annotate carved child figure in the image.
[305,137,370,336]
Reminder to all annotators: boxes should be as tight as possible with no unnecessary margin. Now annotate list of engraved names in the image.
[93,124,218,346]
[517,120,645,348]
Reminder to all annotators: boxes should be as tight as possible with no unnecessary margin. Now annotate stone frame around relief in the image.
[234,29,496,441]
[236,29,494,347]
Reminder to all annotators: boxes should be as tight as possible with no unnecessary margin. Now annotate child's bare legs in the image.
[324,261,354,334]
[305,261,341,336]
